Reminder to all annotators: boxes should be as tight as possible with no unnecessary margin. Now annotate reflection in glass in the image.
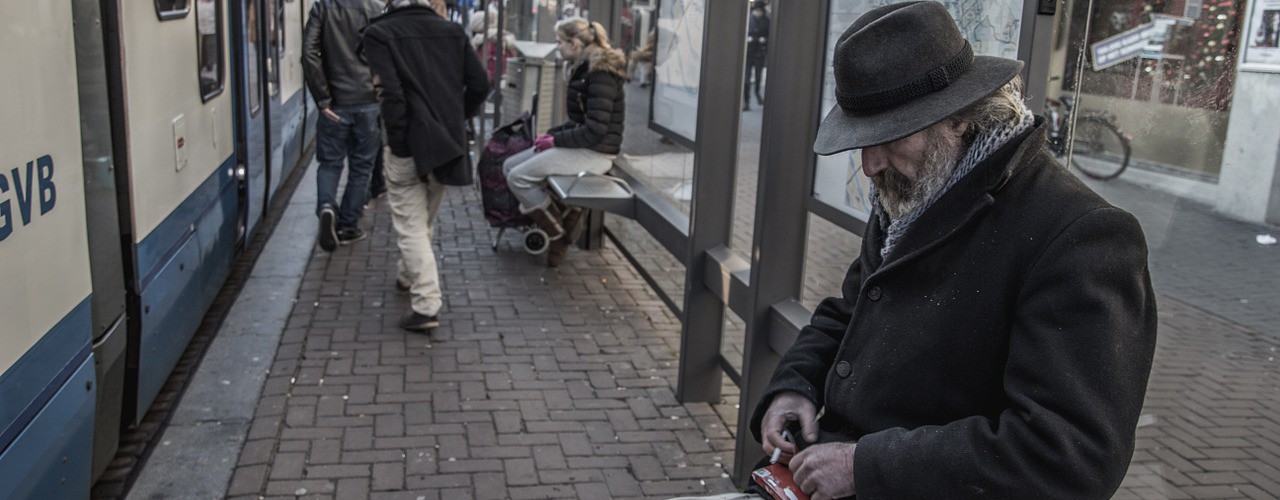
[196,0,223,100]
[1057,0,1244,178]
[266,0,283,96]
[248,0,262,115]
[651,0,704,144]
[800,214,859,311]
[156,0,191,20]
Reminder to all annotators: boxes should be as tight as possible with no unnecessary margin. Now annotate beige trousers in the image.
[383,147,447,316]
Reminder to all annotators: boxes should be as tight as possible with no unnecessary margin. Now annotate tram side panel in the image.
[119,0,239,420]
[0,1,97,497]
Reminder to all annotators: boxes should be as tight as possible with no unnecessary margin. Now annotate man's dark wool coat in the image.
[750,119,1158,499]
[363,6,489,185]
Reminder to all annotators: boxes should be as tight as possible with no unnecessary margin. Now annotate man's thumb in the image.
[801,416,819,444]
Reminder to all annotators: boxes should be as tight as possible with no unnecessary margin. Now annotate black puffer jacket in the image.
[548,47,626,155]
[302,0,384,109]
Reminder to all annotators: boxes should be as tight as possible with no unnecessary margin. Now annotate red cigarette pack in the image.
[751,463,810,500]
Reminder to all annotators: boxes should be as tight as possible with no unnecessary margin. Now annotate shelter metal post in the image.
[674,0,748,404]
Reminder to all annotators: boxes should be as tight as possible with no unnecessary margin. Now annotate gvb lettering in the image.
[0,154,57,242]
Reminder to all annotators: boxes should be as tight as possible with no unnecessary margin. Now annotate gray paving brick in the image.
[226,465,268,497]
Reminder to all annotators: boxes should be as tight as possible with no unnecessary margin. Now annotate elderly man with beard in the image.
[734,2,1159,499]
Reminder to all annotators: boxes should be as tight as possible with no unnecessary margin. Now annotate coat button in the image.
[836,361,851,378]
[867,286,882,301]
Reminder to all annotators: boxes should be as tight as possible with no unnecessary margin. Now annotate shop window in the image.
[156,0,191,20]
[1056,0,1246,177]
[196,0,224,101]
[1063,0,1244,111]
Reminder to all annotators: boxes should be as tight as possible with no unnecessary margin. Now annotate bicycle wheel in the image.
[1068,116,1131,181]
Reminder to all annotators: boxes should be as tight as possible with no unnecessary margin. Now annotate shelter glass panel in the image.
[730,1,772,257]
[603,216,686,312]
[799,213,860,311]
[621,0,696,215]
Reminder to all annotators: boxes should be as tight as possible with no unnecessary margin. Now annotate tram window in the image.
[266,0,282,95]
[196,0,224,101]
[155,0,190,20]
[248,0,262,115]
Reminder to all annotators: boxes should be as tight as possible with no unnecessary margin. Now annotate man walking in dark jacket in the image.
[363,0,489,332]
[302,0,384,251]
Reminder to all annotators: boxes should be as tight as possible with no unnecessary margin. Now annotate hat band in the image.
[835,41,973,111]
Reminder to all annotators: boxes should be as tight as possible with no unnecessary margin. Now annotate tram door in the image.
[232,0,269,244]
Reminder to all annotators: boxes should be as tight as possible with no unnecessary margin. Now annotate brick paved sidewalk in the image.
[213,161,1280,498]
[224,186,742,499]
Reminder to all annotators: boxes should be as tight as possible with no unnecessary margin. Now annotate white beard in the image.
[872,128,964,220]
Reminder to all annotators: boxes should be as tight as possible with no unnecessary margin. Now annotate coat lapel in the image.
[871,119,1049,275]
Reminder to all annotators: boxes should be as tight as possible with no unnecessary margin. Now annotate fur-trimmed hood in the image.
[584,46,628,78]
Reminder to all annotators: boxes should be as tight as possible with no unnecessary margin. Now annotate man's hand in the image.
[321,108,342,123]
[534,134,555,152]
[790,442,857,500]
[760,391,819,464]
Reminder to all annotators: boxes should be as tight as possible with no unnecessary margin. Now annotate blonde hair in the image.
[556,17,613,51]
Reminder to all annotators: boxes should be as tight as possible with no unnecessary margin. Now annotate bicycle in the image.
[1044,95,1133,181]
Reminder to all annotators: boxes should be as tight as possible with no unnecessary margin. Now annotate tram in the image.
[0,0,318,496]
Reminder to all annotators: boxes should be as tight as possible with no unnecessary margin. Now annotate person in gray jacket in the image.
[302,0,384,251]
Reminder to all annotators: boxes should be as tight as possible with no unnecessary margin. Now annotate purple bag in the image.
[478,113,535,228]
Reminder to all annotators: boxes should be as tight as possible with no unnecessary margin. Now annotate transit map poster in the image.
[650,0,703,143]
[812,0,1025,223]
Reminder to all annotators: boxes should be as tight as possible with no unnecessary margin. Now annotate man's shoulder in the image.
[369,8,465,36]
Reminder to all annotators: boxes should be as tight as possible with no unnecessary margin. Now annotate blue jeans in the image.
[316,103,381,229]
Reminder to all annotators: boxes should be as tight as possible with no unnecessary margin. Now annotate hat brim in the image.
[813,56,1023,155]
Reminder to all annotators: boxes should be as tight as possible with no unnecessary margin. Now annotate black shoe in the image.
[318,206,338,252]
[399,311,439,332]
[337,228,367,245]
[742,103,750,111]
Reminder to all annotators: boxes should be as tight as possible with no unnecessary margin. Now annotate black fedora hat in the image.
[813,1,1023,155]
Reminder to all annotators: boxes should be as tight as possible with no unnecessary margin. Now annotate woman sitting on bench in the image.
[503,17,626,266]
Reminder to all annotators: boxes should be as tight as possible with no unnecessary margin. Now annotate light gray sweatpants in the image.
[502,146,615,212]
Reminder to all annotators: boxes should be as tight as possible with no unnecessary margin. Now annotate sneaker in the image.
[337,228,367,245]
[399,311,439,332]
[318,206,338,252]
